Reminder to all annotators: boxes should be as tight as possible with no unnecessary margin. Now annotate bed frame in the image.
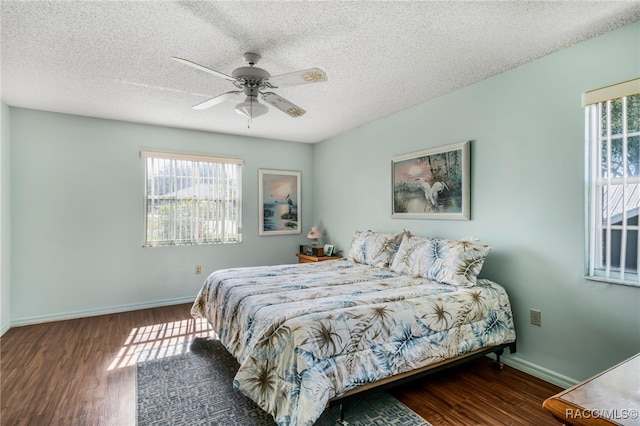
[328,341,517,425]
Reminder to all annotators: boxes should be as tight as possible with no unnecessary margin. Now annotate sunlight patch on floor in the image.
[107,317,213,370]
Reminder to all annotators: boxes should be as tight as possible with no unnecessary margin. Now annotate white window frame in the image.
[141,150,243,247]
[584,78,640,287]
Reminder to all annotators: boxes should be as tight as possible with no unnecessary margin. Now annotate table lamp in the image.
[307,226,322,247]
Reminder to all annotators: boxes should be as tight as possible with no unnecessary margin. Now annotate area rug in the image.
[136,337,431,425]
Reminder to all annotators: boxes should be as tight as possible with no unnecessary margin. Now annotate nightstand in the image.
[296,253,341,263]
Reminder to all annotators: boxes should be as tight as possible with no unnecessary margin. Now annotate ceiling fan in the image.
[171,52,327,125]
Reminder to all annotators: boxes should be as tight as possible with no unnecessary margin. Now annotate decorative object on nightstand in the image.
[300,244,324,256]
[307,226,322,247]
[323,244,335,256]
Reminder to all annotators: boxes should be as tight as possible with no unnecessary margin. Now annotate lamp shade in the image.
[307,226,322,239]
[234,96,268,119]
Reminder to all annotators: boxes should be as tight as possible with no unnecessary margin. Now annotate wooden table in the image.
[296,253,341,263]
[543,353,640,425]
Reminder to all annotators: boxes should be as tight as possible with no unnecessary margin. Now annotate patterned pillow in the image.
[390,234,490,286]
[346,230,405,268]
[388,235,434,276]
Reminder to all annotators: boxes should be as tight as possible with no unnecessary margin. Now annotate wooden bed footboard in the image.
[327,341,517,421]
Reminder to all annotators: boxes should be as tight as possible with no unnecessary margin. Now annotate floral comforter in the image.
[191,260,516,426]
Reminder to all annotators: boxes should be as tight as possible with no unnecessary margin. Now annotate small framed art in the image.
[323,244,335,256]
[259,169,301,235]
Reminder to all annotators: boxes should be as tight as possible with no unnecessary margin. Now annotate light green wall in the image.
[5,20,639,384]
[10,109,314,323]
[1,103,10,334]
[313,22,640,383]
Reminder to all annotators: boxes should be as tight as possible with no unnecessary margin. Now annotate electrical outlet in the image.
[195,265,202,275]
[530,309,542,326]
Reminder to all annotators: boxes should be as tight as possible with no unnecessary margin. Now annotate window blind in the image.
[140,150,244,165]
[582,78,640,107]
[142,151,243,247]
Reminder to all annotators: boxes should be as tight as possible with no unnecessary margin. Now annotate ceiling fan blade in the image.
[171,57,237,82]
[192,91,243,110]
[261,92,306,117]
[267,68,327,88]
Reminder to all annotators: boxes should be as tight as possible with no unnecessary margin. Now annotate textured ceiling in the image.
[2,1,640,143]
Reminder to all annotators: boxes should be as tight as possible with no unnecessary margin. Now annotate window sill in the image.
[584,275,640,288]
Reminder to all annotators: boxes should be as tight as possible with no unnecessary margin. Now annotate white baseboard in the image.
[496,353,578,389]
[9,296,195,329]
[0,322,10,337]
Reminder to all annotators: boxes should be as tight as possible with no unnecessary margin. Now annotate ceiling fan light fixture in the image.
[234,96,268,119]
[287,107,305,117]
[172,53,326,122]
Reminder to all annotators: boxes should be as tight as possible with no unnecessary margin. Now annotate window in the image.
[142,151,243,247]
[584,79,640,286]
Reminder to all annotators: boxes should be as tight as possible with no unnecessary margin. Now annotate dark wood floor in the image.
[1,303,562,426]
[390,356,563,425]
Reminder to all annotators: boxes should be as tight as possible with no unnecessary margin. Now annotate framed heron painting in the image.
[391,141,470,220]
[259,169,301,235]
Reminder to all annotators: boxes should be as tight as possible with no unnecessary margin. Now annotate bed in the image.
[191,231,517,426]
